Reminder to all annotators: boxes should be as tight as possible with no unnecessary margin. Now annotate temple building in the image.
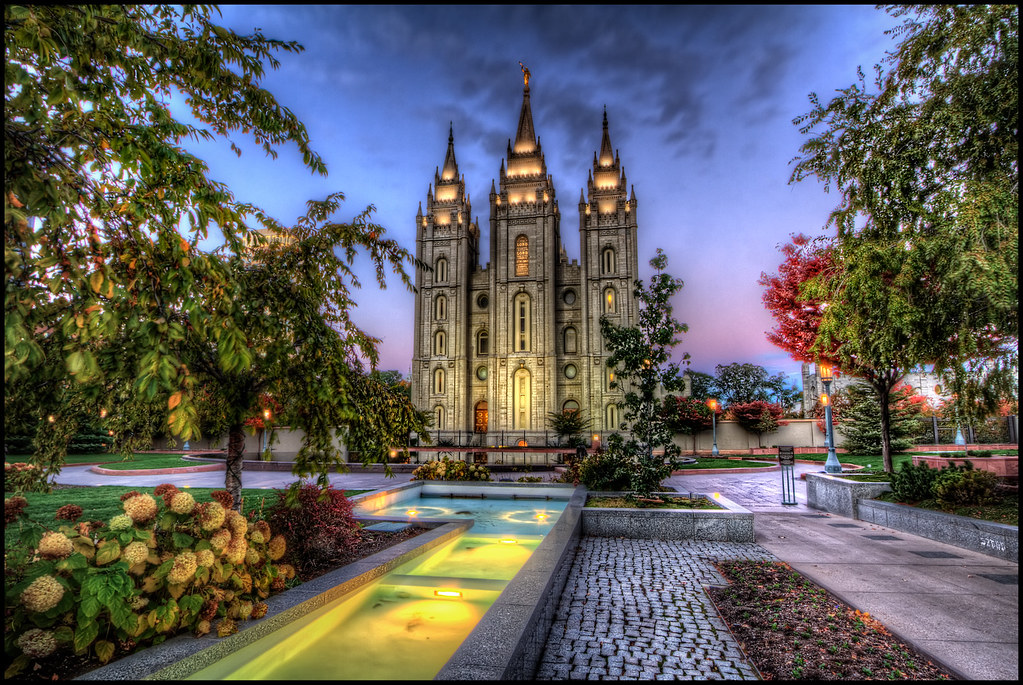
[411,69,640,442]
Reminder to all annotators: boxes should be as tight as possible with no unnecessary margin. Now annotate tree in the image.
[4,6,419,505]
[838,383,923,456]
[787,5,1018,468]
[600,249,689,496]
[728,401,787,449]
[684,370,716,400]
[662,396,713,435]
[546,408,592,448]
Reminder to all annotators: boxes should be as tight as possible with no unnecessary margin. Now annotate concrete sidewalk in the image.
[667,466,1019,681]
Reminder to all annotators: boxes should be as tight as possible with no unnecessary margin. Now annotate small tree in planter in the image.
[729,401,787,449]
[546,408,592,448]
[600,249,690,498]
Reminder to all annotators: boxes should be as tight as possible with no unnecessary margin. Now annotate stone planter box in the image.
[581,491,754,542]
[857,499,1017,563]
[805,473,892,519]
[806,473,1018,562]
[912,454,1018,479]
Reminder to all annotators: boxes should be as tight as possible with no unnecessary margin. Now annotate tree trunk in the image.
[877,384,893,474]
[226,423,246,511]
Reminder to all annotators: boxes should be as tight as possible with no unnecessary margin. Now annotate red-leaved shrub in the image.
[266,484,361,573]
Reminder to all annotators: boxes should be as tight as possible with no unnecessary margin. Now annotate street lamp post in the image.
[819,363,842,474]
[708,399,720,457]
[262,408,272,457]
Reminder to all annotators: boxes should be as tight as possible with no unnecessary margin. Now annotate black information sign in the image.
[778,445,795,466]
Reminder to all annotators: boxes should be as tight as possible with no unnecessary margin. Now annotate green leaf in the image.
[73,619,100,654]
[172,532,195,549]
[95,639,116,664]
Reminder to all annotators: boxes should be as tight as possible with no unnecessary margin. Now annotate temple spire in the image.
[598,106,614,167]
[513,64,536,153]
[441,123,458,180]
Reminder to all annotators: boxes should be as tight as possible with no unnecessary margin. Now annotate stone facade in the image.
[412,74,639,441]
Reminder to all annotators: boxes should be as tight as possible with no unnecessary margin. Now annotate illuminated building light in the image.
[435,187,457,201]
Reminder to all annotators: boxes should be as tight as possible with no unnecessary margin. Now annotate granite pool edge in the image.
[75,518,470,680]
[435,485,586,680]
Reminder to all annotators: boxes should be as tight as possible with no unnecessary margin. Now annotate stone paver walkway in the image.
[536,538,776,680]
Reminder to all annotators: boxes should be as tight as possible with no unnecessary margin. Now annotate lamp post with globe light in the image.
[819,362,842,474]
[707,398,720,457]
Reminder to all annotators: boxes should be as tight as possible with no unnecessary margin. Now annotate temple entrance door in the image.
[474,401,488,434]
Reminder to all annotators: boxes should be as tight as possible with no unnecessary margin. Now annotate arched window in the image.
[433,368,445,394]
[477,329,489,356]
[434,330,446,356]
[513,368,531,429]
[563,326,577,354]
[515,235,529,276]
[434,295,447,320]
[605,404,619,430]
[435,257,448,283]
[606,367,617,392]
[563,400,580,414]
[514,293,531,352]
[603,286,617,314]
[601,247,617,275]
[435,405,445,430]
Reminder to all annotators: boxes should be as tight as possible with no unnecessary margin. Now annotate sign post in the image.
[778,445,797,505]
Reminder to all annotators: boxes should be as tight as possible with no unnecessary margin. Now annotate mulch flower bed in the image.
[708,561,956,680]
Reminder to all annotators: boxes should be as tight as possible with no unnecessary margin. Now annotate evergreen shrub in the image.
[888,462,939,502]
[579,437,634,491]
[933,465,999,508]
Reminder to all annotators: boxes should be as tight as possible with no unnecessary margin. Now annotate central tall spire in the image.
[514,63,536,153]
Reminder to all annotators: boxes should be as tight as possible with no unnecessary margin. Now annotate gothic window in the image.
[563,326,577,354]
[513,368,531,429]
[603,286,617,314]
[515,235,529,276]
[435,257,448,283]
[606,367,616,392]
[477,329,489,355]
[605,403,619,430]
[434,330,446,356]
[563,400,580,414]
[601,247,617,275]
[514,293,531,352]
[434,295,447,320]
[435,405,445,430]
[433,368,445,394]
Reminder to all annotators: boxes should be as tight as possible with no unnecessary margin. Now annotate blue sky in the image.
[187,5,902,386]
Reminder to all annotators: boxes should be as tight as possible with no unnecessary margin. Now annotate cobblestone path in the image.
[535,537,777,680]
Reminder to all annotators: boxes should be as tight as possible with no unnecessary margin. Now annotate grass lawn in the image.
[91,454,220,470]
[677,457,776,469]
[5,453,186,467]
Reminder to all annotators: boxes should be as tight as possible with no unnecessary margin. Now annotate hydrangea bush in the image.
[411,456,491,482]
[4,485,290,676]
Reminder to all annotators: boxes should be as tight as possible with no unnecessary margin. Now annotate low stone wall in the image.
[858,499,1017,563]
[437,487,586,680]
[805,473,892,519]
[581,492,754,542]
[805,473,1018,562]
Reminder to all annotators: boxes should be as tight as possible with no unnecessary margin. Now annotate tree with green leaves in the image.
[4,6,418,505]
[838,383,922,456]
[789,5,1018,470]
[600,249,689,496]
[683,370,716,400]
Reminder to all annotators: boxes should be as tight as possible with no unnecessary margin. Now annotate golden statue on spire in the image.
[519,61,530,88]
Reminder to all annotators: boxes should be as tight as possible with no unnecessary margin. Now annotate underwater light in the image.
[535,513,547,520]
[407,510,418,516]
[499,539,518,544]
[434,590,462,598]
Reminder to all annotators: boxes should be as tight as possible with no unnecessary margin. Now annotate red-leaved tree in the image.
[728,401,788,448]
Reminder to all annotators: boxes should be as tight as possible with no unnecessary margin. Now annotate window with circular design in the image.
[564,364,577,379]
[476,366,488,381]
[477,293,489,310]
[562,289,576,305]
